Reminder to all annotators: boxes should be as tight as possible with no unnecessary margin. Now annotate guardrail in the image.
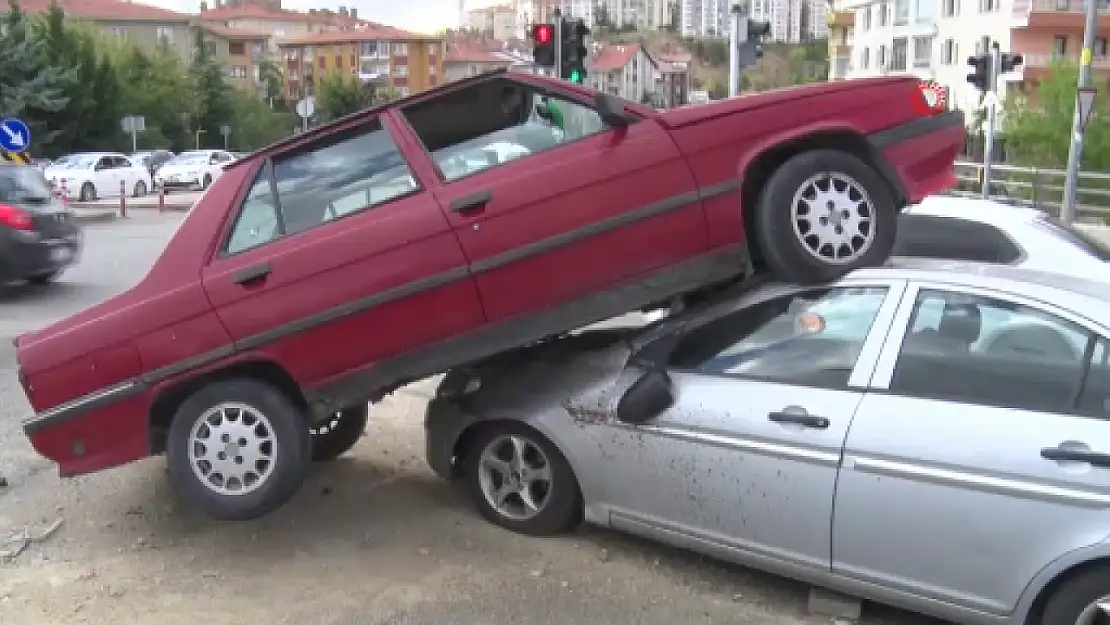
[949,161,1110,222]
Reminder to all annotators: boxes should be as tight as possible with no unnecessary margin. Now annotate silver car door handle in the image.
[767,411,829,429]
[1041,447,1110,468]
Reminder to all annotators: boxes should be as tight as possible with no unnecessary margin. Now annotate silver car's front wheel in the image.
[1076,596,1110,625]
[1041,565,1110,625]
[463,422,581,536]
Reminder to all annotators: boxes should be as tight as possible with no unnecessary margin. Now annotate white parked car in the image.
[155,150,234,191]
[44,153,153,202]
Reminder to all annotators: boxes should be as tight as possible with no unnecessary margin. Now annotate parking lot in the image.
[0,215,940,625]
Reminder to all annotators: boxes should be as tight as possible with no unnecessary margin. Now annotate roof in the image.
[202,23,270,39]
[446,40,509,64]
[10,0,191,21]
[278,24,435,44]
[467,3,514,13]
[200,3,323,22]
[589,43,656,72]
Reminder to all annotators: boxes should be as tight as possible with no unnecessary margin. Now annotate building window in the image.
[317,56,326,68]
[302,46,313,60]
[1053,35,1067,56]
[393,65,408,77]
[360,41,378,56]
[156,26,173,43]
[429,63,437,75]
[861,6,871,29]
[229,66,248,78]
[860,47,870,69]
[879,3,889,25]
[941,38,956,64]
[978,0,998,11]
[895,0,910,24]
[878,45,887,68]
[252,42,264,56]
[941,0,959,16]
[392,42,408,55]
[912,36,934,67]
[427,42,438,54]
[917,0,938,21]
[891,38,909,70]
[229,42,246,55]
[396,87,410,97]
[204,41,216,57]
[1097,37,1108,56]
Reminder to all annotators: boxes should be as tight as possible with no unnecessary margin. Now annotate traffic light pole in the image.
[1061,0,1099,222]
[981,42,1001,199]
[728,4,743,97]
[553,9,563,80]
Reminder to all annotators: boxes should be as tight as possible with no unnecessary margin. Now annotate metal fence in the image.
[950,161,1110,222]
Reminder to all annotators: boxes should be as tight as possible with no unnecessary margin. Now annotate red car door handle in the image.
[234,262,271,285]
[450,190,492,214]
[1041,447,1110,468]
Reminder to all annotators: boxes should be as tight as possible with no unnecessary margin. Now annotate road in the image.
[0,214,940,625]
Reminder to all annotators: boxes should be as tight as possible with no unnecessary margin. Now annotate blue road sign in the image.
[0,118,31,153]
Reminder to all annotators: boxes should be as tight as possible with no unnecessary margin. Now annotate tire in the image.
[27,270,60,285]
[310,403,369,462]
[79,182,96,202]
[1040,565,1110,625]
[463,422,581,536]
[753,149,897,285]
[166,377,312,521]
[201,174,212,190]
[133,180,147,197]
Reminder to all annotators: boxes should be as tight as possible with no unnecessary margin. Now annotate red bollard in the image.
[59,180,68,205]
[158,186,165,213]
[119,179,127,218]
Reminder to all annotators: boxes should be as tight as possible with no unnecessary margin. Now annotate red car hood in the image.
[657,76,921,129]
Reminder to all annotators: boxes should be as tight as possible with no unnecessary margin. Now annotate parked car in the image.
[44,153,153,202]
[130,150,175,178]
[0,163,83,284]
[895,195,1110,271]
[426,258,1110,625]
[155,149,234,191]
[14,70,963,520]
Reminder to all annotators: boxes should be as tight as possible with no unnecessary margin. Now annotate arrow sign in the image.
[1078,86,1098,133]
[0,118,30,153]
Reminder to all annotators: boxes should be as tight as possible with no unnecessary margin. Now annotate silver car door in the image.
[834,281,1110,616]
[599,280,906,570]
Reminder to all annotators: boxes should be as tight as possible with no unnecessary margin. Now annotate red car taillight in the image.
[0,204,33,230]
[916,81,948,115]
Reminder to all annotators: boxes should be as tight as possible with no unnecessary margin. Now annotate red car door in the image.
[200,111,484,395]
[393,76,711,323]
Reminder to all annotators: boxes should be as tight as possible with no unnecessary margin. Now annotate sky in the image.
[148,0,496,33]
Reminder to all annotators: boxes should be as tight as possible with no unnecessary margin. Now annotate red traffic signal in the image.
[533,23,552,44]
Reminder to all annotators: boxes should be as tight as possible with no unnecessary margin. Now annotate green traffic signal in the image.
[569,69,582,83]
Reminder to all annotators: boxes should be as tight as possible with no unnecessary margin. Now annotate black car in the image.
[130,149,174,178]
[0,163,82,284]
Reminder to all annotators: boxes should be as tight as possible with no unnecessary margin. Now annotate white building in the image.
[463,4,519,40]
[685,0,823,41]
[588,42,660,102]
[680,0,727,36]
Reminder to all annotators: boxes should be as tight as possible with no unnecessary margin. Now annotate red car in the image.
[15,70,964,520]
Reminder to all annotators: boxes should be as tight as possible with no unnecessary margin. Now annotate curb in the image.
[71,211,118,225]
[67,203,193,212]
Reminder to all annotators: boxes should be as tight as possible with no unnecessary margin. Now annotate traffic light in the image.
[560,18,589,83]
[532,23,555,68]
[999,52,1023,73]
[747,19,770,39]
[967,54,991,91]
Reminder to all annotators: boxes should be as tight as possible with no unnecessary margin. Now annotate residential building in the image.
[747,0,828,42]
[464,4,519,40]
[200,0,323,53]
[518,0,596,29]
[202,24,271,91]
[278,27,445,101]
[588,43,659,104]
[680,0,727,36]
[8,0,195,61]
[826,0,854,79]
[444,36,535,82]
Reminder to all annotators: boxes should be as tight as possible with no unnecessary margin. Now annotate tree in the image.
[190,28,235,149]
[257,58,286,108]
[0,0,73,146]
[1003,60,1110,170]
[317,70,375,121]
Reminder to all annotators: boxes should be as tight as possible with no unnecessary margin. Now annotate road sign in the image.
[1078,86,1098,133]
[120,115,146,133]
[0,150,30,165]
[219,125,231,136]
[0,118,31,153]
[295,97,315,119]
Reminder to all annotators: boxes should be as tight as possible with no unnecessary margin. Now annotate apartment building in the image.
[200,1,322,53]
[202,24,270,90]
[680,0,727,36]
[6,0,195,61]
[278,27,445,101]
[464,4,519,40]
[828,0,1110,117]
[749,0,828,42]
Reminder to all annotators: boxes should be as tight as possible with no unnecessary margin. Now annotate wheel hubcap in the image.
[477,434,552,521]
[187,402,277,496]
[791,172,876,265]
[1077,596,1110,625]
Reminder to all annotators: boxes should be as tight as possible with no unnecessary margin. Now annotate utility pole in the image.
[553,8,563,81]
[982,40,1001,199]
[1061,0,1100,223]
[729,4,743,97]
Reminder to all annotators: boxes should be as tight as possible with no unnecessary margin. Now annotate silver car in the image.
[426,258,1110,625]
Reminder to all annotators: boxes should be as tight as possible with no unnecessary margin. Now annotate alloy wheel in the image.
[187,402,277,496]
[477,434,553,521]
[790,171,877,265]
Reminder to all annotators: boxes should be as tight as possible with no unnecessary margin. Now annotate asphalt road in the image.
[0,214,941,625]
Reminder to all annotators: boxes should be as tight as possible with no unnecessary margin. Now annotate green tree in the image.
[190,28,235,149]
[228,88,296,150]
[317,69,374,121]
[0,0,73,146]
[112,44,193,151]
[257,58,286,108]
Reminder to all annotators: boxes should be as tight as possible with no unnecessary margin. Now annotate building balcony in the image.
[1013,0,1110,28]
[829,44,852,57]
[826,9,855,27]
[1018,52,1110,79]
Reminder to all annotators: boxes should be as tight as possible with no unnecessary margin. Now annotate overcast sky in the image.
[149,0,494,33]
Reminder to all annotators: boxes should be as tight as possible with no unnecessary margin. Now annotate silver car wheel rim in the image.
[1077,596,1110,625]
[477,434,553,521]
[187,402,277,496]
[791,171,876,265]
